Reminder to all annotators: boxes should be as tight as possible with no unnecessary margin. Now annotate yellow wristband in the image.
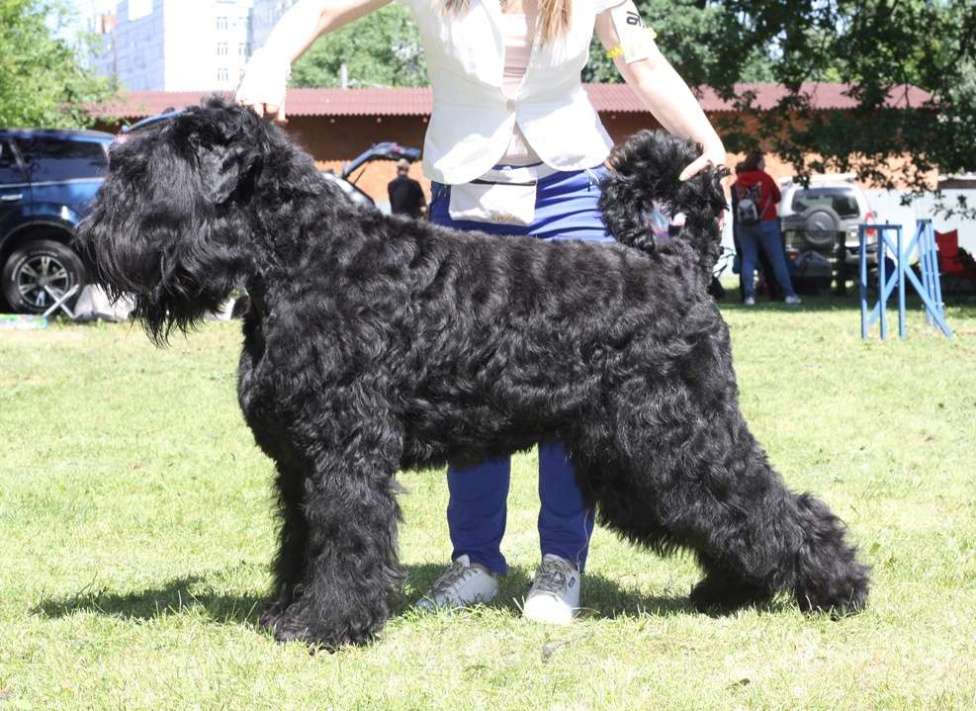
[605,28,657,60]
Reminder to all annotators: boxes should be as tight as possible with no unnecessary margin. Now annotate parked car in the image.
[0,128,114,313]
[320,141,422,211]
[779,175,878,291]
[320,171,375,208]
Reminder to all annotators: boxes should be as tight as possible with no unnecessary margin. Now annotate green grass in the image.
[2,294,976,710]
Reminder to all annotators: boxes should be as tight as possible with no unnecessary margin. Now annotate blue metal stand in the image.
[858,219,952,340]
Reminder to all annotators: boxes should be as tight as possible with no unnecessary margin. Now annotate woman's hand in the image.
[236,48,291,123]
[235,0,393,123]
[678,142,727,182]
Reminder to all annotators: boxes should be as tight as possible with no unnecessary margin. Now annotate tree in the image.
[0,0,114,128]
[587,0,974,194]
[583,0,780,86]
[291,4,426,88]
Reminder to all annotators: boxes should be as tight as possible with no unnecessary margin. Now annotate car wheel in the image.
[1,239,85,315]
[802,207,841,249]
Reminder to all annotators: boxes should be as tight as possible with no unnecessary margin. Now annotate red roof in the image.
[91,83,932,120]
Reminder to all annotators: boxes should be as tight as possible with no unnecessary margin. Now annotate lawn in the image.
[1,295,975,710]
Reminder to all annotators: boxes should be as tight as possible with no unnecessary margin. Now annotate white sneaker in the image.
[522,554,580,625]
[415,555,499,611]
[743,296,756,306]
[785,295,803,305]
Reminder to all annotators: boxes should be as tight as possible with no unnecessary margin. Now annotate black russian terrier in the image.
[78,98,869,649]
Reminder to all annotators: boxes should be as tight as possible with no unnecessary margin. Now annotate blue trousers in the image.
[429,165,610,574]
[738,219,797,299]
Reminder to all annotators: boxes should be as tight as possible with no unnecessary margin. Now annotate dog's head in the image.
[78,97,322,343]
[600,130,729,278]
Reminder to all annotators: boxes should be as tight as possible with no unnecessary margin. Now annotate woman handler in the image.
[237,0,725,625]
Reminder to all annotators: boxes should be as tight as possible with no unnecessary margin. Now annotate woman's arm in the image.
[595,4,726,181]
[236,0,393,122]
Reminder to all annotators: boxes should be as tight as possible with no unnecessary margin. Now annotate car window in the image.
[791,188,860,218]
[0,141,27,186]
[15,137,108,182]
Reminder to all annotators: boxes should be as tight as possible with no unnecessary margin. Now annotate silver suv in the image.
[779,176,878,289]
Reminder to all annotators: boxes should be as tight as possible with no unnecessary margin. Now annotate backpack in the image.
[735,184,763,226]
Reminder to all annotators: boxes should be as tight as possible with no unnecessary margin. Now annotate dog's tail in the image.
[599,130,728,275]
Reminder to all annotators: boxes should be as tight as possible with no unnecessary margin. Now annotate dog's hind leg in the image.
[678,430,870,617]
[594,408,869,616]
[583,300,869,615]
[270,409,405,649]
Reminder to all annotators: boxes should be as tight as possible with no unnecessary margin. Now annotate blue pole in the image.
[879,228,889,340]
[918,220,934,327]
[897,226,906,339]
[929,221,946,321]
[859,226,869,339]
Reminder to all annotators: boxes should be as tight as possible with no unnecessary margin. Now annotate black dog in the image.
[78,98,869,649]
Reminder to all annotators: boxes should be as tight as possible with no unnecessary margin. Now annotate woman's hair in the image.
[739,151,764,173]
[443,0,571,43]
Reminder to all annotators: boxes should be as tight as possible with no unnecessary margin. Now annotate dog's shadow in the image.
[33,572,267,625]
[34,564,696,627]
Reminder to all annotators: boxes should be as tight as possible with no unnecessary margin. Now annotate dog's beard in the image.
[79,204,243,345]
[134,290,216,345]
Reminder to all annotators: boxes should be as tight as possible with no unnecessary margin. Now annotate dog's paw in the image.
[258,602,287,632]
[794,568,870,618]
[690,575,772,615]
[258,585,303,631]
[270,606,377,650]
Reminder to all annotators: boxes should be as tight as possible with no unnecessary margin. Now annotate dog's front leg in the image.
[259,460,309,632]
[270,444,404,649]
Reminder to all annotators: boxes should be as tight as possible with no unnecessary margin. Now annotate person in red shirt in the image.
[732,152,801,305]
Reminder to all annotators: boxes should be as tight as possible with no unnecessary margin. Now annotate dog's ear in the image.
[197,140,261,205]
[178,104,264,205]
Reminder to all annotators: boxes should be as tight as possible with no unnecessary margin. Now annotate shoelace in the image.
[533,560,571,594]
[430,561,477,597]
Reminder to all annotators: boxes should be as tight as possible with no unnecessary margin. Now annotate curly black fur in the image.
[77,98,869,649]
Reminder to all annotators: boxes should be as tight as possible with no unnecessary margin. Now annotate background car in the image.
[0,113,422,316]
[779,175,878,291]
[320,141,422,212]
[0,128,113,313]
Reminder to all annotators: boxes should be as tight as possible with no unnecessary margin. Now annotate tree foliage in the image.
[0,0,114,128]
[291,4,426,88]
[586,0,975,194]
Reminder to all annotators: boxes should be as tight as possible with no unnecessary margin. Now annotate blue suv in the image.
[0,128,114,313]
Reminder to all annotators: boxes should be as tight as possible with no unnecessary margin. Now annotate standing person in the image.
[731,160,779,302]
[387,158,427,218]
[732,152,801,305]
[237,0,726,625]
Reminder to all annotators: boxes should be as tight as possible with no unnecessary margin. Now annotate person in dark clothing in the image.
[731,152,801,305]
[387,159,427,218]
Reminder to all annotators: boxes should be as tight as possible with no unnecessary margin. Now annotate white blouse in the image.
[397,0,627,184]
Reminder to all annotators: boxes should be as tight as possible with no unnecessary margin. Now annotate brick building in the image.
[91,83,932,211]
